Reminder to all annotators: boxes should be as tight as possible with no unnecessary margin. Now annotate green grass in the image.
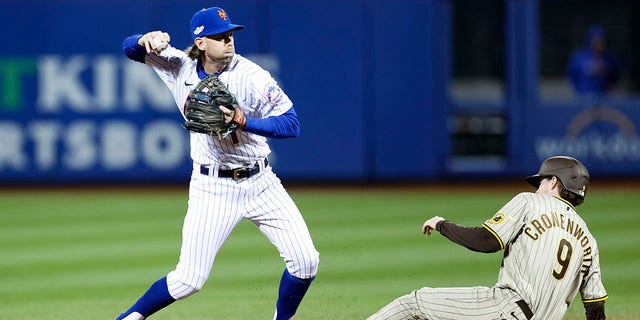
[0,184,638,319]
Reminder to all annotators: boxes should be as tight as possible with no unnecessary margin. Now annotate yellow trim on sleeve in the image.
[483,223,504,249]
[582,295,608,303]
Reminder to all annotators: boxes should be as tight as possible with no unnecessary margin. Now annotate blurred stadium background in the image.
[2,1,640,319]
[1,0,639,185]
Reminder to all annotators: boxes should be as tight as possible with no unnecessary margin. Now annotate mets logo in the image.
[264,83,284,105]
[488,213,505,225]
[217,9,228,20]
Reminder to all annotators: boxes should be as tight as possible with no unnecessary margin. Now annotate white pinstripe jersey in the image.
[483,192,607,320]
[144,46,293,169]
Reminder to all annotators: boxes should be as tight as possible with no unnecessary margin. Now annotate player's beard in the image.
[214,55,233,67]
[208,50,234,70]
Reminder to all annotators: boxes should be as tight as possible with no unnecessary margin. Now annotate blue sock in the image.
[275,269,315,320]
[116,276,176,319]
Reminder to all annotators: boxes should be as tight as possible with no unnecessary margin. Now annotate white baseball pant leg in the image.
[367,286,530,320]
[245,168,319,279]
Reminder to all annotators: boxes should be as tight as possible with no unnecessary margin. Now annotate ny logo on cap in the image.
[217,9,228,20]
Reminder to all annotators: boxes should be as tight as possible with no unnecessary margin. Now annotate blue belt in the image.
[200,158,268,181]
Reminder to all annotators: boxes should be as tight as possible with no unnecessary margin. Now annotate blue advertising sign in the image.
[0,55,191,182]
[0,0,448,183]
[524,102,640,178]
[2,0,637,184]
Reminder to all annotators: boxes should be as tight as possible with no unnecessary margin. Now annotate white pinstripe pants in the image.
[368,286,531,320]
[166,164,319,299]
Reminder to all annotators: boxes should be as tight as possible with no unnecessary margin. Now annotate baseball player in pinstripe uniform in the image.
[116,7,319,320]
[368,156,607,320]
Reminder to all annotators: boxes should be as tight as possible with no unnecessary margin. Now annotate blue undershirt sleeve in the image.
[244,107,300,139]
[122,34,146,63]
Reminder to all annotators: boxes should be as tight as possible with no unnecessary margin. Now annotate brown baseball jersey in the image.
[484,192,608,320]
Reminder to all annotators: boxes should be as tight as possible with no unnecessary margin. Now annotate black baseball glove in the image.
[183,75,246,140]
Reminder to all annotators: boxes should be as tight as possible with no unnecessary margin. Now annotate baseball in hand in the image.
[152,36,168,51]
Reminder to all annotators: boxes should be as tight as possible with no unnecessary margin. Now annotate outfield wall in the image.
[1,0,638,183]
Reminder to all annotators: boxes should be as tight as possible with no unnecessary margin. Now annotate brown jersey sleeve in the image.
[584,300,606,320]
[436,220,502,253]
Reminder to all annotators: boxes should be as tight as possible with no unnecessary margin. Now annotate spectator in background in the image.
[567,24,619,99]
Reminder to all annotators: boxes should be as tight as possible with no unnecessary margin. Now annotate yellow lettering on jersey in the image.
[524,226,539,240]
[566,218,574,235]
[524,212,594,275]
[531,219,545,235]
[541,213,554,228]
[573,226,585,241]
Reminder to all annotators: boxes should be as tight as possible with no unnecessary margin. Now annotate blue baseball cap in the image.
[190,7,245,41]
